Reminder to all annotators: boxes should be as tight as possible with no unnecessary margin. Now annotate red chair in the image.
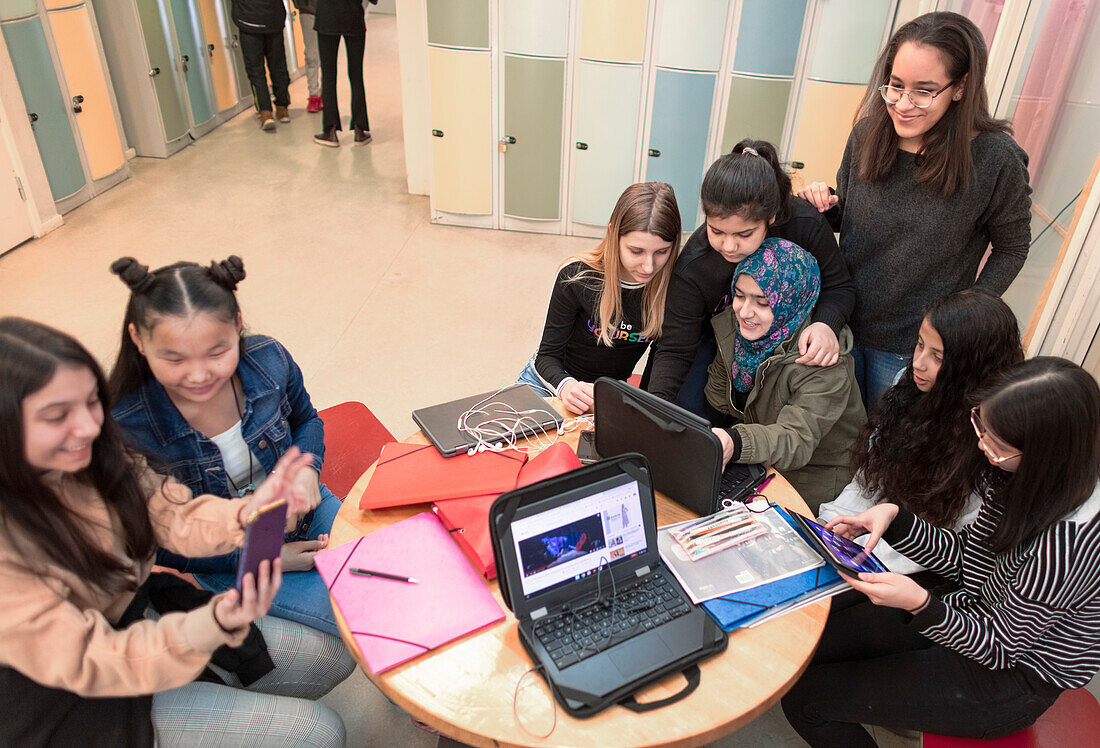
[922,688,1100,747]
[318,401,396,500]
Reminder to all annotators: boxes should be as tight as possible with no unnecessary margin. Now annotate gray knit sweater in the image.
[827,127,1031,353]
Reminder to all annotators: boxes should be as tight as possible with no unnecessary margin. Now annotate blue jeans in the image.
[851,343,910,409]
[516,354,557,397]
[194,485,343,636]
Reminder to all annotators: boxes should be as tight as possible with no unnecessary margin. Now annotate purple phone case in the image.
[236,502,288,592]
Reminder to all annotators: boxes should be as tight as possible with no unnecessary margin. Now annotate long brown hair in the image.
[855,11,1012,195]
[0,317,156,595]
[852,290,1023,527]
[572,182,681,346]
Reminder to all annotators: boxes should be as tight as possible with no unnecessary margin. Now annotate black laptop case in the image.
[490,454,727,718]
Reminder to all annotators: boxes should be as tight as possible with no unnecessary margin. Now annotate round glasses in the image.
[879,81,955,109]
[970,406,1021,464]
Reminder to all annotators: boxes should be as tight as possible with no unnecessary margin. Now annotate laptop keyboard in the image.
[719,464,755,501]
[531,573,693,670]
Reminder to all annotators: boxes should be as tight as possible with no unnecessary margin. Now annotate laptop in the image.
[593,377,766,516]
[490,454,727,717]
[412,384,563,457]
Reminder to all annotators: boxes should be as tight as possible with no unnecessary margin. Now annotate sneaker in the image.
[354,127,372,145]
[314,126,339,147]
[259,110,276,131]
[306,95,322,113]
[275,105,290,122]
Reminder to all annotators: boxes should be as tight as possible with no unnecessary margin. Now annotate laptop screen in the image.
[510,476,648,600]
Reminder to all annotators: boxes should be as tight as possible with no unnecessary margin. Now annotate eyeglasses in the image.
[970,406,1021,464]
[879,81,955,109]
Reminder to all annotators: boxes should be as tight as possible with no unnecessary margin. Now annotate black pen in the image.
[349,567,419,583]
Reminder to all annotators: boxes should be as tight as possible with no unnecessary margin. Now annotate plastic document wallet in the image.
[315,512,505,673]
[358,442,526,510]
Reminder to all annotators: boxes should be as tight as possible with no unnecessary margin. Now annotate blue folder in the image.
[701,505,842,631]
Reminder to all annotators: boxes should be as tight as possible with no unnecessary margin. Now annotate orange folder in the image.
[316,512,505,673]
[432,443,583,579]
[358,442,526,510]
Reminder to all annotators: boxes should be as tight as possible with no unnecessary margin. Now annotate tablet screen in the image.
[798,515,888,574]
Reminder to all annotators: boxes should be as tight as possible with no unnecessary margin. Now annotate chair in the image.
[318,401,396,499]
[921,688,1100,747]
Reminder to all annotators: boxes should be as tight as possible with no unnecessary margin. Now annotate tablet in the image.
[791,513,888,575]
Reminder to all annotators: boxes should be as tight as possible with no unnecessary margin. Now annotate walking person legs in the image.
[343,32,369,143]
[314,32,341,145]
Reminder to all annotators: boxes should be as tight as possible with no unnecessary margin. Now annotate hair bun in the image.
[110,257,156,294]
[209,256,246,291]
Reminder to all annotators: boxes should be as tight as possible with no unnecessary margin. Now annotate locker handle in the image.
[72,95,84,113]
[182,54,189,62]
[149,67,160,76]
[432,129,444,138]
[575,142,588,150]
[208,43,215,56]
[648,148,661,157]
[28,112,38,124]
[790,160,805,170]
[500,136,516,145]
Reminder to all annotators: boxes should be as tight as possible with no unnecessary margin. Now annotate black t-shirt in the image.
[645,197,856,401]
[533,261,652,390]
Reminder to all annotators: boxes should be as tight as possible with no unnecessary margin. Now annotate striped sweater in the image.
[884,482,1100,689]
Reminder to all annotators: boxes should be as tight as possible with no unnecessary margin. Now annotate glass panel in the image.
[722,75,791,154]
[503,55,565,220]
[644,69,717,228]
[656,0,727,72]
[789,80,864,188]
[940,0,1004,50]
[732,0,806,77]
[808,0,891,84]
[501,0,568,57]
[579,0,647,63]
[426,0,489,49]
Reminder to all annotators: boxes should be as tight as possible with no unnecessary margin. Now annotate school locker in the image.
[501,55,565,221]
[428,46,492,215]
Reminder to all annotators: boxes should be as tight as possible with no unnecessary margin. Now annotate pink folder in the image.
[315,512,505,674]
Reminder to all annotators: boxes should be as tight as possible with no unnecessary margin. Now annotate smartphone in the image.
[236,499,288,592]
[576,429,600,463]
[791,513,888,576]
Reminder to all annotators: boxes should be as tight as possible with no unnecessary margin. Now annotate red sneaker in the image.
[307,95,322,113]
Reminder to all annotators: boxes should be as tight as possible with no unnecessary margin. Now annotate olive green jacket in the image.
[705,313,866,512]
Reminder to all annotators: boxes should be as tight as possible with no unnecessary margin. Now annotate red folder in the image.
[358,442,526,510]
[432,443,583,579]
[315,512,504,674]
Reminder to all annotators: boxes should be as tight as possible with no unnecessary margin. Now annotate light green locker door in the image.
[570,60,642,227]
[426,0,488,49]
[1,15,86,200]
[136,0,189,141]
[168,0,215,126]
[502,55,565,220]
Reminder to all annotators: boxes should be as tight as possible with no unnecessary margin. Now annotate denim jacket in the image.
[112,335,326,573]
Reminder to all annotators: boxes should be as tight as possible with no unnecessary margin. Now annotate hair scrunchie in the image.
[208,256,246,291]
[109,257,156,294]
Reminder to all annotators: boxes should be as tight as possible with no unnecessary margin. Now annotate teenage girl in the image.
[819,289,1024,572]
[518,182,681,414]
[799,12,1031,405]
[108,256,345,636]
[782,357,1100,744]
[704,238,865,512]
[0,317,351,746]
[645,139,857,417]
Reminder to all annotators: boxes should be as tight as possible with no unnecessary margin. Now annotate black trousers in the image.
[239,30,290,111]
[318,32,368,131]
[780,596,1062,746]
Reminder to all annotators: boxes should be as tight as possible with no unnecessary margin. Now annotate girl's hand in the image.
[239,447,315,530]
[280,535,329,572]
[795,322,840,367]
[845,570,930,612]
[213,558,281,631]
[712,427,735,466]
[796,182,839,213]
[824,503,899,555]
[287,467,323,529]
[559,380,595,414]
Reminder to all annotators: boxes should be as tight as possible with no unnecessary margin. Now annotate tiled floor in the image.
[8,14,1087,748]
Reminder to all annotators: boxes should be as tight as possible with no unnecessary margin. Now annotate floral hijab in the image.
[728,238,821,393]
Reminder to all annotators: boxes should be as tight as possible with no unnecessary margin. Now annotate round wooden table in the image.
[329,402,828,747]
